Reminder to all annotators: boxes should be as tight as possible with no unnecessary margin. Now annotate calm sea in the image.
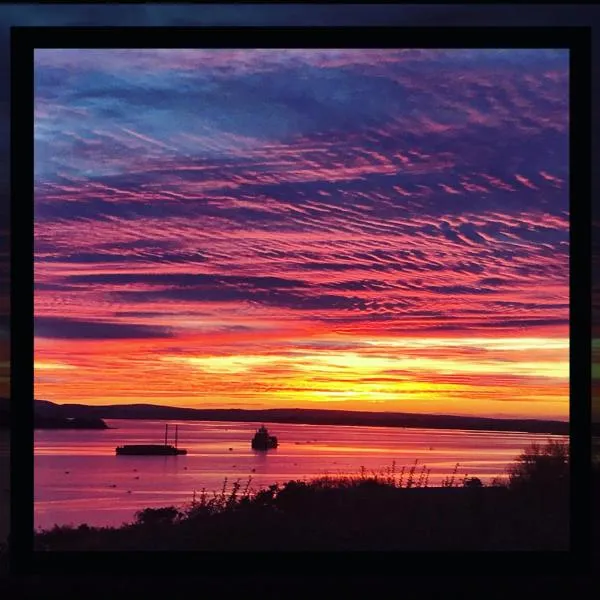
[34,419,567,530]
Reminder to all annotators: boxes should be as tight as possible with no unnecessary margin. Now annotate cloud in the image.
[34,316,174,340]
[64,273,310,289]
[31,45,569,417]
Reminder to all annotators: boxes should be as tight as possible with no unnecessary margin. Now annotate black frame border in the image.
[10,25,593,576]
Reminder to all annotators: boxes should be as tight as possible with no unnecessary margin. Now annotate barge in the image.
[116,424,187,456]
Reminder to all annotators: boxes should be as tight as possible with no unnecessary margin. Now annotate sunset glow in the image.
[34,49,569,419]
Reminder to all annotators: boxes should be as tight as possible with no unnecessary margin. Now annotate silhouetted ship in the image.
[251,425,278,450]
[116,424,187,456]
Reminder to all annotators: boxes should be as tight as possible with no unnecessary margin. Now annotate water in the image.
[34,419,567,530]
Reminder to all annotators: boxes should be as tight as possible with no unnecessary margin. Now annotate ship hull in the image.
[115,445,187,456]
[251,437,278,450]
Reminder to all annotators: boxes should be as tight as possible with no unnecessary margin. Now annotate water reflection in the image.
[34,419,567,529]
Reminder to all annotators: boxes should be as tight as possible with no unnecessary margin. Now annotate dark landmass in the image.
[32,398,570,435]
[25,398,109,429]
[34,415,109,430]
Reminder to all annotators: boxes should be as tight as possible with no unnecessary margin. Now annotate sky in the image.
[32,47,569,420]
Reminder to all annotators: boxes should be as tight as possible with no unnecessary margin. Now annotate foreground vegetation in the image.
[32,440,577,551]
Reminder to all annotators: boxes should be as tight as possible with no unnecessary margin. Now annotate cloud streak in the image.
[33,48,569,419]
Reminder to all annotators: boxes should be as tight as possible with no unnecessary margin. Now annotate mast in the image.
[175,425,178,449]
[164,423,169,447]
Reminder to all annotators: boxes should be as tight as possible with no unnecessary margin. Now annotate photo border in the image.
[10,25,592,575]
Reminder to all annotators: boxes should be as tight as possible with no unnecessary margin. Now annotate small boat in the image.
[251,424,278,451]
[116,424,187,456]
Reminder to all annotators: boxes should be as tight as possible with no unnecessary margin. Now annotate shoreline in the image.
[31,400,570,436]
[100,416,569,436]
[33,439,568,531]
[33,441,573,551]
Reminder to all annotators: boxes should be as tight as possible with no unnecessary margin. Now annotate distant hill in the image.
[31,399,571,436]
[34,415,109,430]
[0,399,109,430]
[31,400,108,429]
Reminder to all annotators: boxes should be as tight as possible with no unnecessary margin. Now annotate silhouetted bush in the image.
[134,506,182,527]
[507,440,569,493]
[463,477,483,488]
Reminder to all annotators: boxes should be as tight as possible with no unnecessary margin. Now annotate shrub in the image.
[463,477,483,488]
[134,506,182,527]
[507,440,569,492]
[489,476,508,487]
